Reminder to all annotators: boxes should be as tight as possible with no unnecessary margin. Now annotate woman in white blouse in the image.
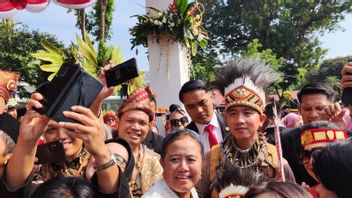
[143,129,203,198]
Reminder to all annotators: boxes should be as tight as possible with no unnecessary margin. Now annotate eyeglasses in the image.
[170,117,189,127]
[300,147,324,164]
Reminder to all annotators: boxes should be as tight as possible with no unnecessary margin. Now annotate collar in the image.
[195,111,220,133]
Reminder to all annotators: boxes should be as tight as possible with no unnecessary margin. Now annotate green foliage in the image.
[241,39,284,72]
[0,20,63,96]
[130,0,208,56]
[84,0,115,41]
[190,48,219,83]
[32,33,124,79]
[201,0,352,91]
[307,55,352,99]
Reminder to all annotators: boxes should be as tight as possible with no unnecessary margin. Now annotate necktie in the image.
[204,124,218,148]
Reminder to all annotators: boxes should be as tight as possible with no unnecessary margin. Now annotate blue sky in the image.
[14,1,352,71]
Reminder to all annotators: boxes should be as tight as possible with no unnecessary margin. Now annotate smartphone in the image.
[35,140,66,164]
[105,58,139,87]
[33,63,82,115]
[341,59,352,105]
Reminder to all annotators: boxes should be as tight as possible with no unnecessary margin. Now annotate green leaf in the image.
[199,39,207,49]
[47,72,57,81]
[177,0,189,17]
[31,51,64,63]
[39,63,62,72]
[111,46,124,65]
[191,41,198,56]
[41,39,62,54]
[76,35,98,75]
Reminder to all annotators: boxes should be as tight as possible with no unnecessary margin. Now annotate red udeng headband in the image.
[301,128,348,148]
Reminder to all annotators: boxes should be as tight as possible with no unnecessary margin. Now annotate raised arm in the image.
[6,93,49,190]
[90,64,115,116]
[58,105,119,193]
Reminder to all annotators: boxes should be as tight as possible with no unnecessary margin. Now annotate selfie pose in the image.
[0,65,131,198]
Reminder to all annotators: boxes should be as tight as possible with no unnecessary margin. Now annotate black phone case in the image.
[35,63,103,123]
[36,140,66,164]
[105,58,139,87]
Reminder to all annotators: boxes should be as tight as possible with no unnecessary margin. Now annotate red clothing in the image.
[309,184,319,198]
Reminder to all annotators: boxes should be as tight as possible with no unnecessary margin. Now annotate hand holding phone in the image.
[341,59,352,105]
[105,58,139,87]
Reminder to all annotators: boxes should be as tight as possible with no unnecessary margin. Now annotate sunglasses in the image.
[300,147,324,164]
[170,117,189,127]
[105,118,115,122]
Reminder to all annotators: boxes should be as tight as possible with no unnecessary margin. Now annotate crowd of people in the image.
[1,58,352,198]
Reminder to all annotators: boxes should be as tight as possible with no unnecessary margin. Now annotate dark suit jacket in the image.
[142,130,164,155]
[186,112,229,141]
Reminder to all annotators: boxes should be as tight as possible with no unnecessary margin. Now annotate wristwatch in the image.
[94,154,116,171]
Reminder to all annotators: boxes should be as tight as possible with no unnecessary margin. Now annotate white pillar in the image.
[145,0,190,108]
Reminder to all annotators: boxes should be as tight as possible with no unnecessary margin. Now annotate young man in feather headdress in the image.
[199,59,295,197]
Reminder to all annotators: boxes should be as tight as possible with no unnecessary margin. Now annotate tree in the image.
[0,19,64,96]
[73,0,115,42]
[308,55,352,99]
[200,0,352,91]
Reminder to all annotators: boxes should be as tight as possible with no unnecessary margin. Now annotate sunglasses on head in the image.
[300,147,324,164]
[170,117,189,127]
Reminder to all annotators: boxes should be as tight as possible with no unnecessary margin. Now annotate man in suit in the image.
[179,80,228,152]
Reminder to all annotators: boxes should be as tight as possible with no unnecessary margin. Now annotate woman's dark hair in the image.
[31,176,95,198]
[160,128,204,159]
[244,181,312,198]
[313,139,352,198]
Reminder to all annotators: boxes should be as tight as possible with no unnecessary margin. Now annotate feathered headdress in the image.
[213,159,268,198]
[216,58,279,114]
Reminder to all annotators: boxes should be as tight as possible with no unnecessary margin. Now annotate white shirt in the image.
[195,112,223,152]
[142,178,199,198]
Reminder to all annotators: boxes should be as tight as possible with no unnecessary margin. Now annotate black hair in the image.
[31,176,95,198]
[169,104,181,113]
[0,130,15,156]
[244,181,312,198]
[264,100,281,120]
[297,82,335,103]
[161,128,204,159]
[179,80,209,102]
[0,113,19,142]
[313,139,352,198]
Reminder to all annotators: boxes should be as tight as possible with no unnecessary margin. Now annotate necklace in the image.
[222,135,268,168]
[129,144,145,197]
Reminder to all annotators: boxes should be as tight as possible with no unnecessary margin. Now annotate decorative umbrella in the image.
[0,0,96,19]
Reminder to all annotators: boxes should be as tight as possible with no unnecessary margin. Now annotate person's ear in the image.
[259,113,267,128]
